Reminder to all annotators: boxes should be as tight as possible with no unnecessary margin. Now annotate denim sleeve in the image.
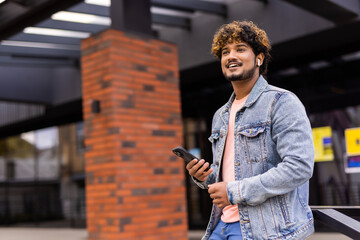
[191,163,218,189]
[227,92,314,206]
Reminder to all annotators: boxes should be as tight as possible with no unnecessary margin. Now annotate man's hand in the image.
[208,182,231,209]
[186,159,213,182]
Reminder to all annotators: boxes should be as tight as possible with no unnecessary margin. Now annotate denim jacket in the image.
[194,76,315,239]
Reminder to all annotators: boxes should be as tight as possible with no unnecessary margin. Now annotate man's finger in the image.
[208,182,219,192]
[212,198,224,205]
[190,159,206,174]
[194,168,207,179]
[186,159,199,170]
[202,167,213,177]
[188,159,204,175]
[208,189,217,196]
[209,193,216,199]
[208,186,215,194]
[199,162,210,172]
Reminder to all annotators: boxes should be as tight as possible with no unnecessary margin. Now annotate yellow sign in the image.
[345,127,360,156]
[312,126,333,162]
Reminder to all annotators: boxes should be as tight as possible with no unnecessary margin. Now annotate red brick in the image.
[81,29,187,240]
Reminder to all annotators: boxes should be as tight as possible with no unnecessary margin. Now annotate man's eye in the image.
[222,51,229,55]
[237,48,245,52]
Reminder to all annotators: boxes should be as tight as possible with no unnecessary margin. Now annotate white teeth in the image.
[229,64,238,68]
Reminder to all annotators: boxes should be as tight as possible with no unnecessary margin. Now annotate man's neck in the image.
[231,74,260,100]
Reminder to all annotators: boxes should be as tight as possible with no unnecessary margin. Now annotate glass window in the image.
[76,122,85,153]
[0,139,5,181]
[11,133,36,180]
[36,127,60,180]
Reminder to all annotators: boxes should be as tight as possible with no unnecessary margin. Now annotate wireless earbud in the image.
[257,59,261,66]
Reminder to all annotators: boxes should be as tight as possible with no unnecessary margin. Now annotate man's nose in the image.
[228,49,237,59]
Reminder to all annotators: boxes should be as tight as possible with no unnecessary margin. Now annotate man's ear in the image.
[256,53,265,66]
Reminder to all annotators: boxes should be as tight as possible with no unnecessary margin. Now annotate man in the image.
[186,21,315,240]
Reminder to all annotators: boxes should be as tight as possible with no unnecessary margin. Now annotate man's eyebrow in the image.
[235,43,248,48]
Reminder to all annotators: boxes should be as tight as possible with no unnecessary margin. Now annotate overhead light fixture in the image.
[1,40,79,50]
[309,61,330,70]
[150,7,193,18]
[341,51,360,62]
[24,27,90,38]
[277,67,299,77]
[0,0,6,4]
[52,11,110,26]
[85,0,110,7]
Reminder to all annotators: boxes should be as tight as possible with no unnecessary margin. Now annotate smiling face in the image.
[221,41,259,82]
[211,21,271,76]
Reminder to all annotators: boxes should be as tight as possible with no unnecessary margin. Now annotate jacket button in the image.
[220,134,223,138]
[216,162,219,166]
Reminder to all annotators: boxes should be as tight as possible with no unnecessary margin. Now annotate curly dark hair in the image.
[211,21,271,75]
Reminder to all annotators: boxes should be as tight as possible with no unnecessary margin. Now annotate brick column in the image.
[81,29,188,240]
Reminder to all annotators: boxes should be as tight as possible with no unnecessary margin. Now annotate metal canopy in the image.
[0,0,226,40]
[0,0,229,106]
[1,0,357,66]
[0,0,223,62]
[0,0,230,135]
[283,0,358,24]
[1,0,360,135]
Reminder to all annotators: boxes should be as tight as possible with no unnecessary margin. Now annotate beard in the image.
[223,62,257,82]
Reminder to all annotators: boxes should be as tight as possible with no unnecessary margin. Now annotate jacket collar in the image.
[225,75,268,110]
[244,75,268,108]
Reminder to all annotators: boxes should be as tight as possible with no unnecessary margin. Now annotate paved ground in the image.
[0,228,87,240]
[189,230,353,240]
[0,228,353,240]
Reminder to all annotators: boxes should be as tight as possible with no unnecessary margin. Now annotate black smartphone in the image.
[172,146,210,171]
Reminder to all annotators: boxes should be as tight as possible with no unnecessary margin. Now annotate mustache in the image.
[226,61,243,68]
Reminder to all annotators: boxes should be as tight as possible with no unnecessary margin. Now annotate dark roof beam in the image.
[0,45,80,58]
[12,0,48,8]
[151,0,226,17]
[152,14,190,30]
[35,19,108,33]
[68,1,109,16]
[0,73,52,105]
[70,0,227,18]
[283,0,358,24]
[0,99,82,139]
[0,55,77,66]
[0,2,28,31]
[7,33,81,45]
[270,20,360,71]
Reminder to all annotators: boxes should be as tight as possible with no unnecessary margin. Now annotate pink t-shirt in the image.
[221,97,247,223]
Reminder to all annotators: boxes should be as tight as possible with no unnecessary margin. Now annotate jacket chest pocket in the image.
[237,125,267,163]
